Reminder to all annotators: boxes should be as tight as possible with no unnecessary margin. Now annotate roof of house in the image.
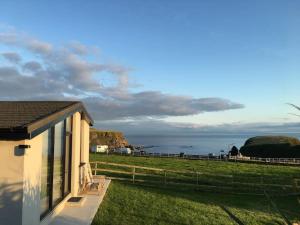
[0,101,93,140]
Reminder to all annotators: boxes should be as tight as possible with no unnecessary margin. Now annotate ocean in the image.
[126,134,300,155]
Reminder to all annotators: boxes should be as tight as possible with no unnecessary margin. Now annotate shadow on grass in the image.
[219,205,245,225]
[117,180,300,223]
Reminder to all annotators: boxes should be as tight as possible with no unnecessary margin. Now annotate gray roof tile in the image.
[0,101,77,128]
[0,101,93,139]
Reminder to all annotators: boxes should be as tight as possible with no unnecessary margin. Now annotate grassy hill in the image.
[90,128,129,148]
[240,136,300,158]
[91,154,300,225]
[244,136,300,146]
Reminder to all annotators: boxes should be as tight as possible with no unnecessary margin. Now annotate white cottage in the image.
[0,101,93,225]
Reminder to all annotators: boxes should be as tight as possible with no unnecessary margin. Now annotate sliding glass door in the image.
[52,121,65,205]
[64,117,72,196]
[40,129,53,216]
[40,116,72,219]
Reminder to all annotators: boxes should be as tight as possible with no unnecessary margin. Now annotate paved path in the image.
[49,179,111,225]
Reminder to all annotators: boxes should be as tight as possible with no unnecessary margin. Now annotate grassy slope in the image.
[90,154,300,178]
[240,136,300,158]
[91,154,300,225]
[244,136,300,146]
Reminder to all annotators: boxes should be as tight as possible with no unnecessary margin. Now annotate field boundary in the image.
[90,161,300,196]
[97,152,300,166]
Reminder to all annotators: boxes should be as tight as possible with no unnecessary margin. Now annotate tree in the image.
[230,146,239,156]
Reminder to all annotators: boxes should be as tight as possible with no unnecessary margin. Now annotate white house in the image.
[0,101,93,225]
[91,145,109,153]
[115,147,132,154]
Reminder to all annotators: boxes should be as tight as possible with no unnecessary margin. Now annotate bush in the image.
[229,146,239,156]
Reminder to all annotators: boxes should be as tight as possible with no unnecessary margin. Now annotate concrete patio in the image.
[49,179,111,225]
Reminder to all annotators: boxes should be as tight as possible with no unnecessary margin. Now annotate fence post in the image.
[94,162,97,176]
[132,167,135,184]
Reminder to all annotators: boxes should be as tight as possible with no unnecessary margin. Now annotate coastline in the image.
[126,133,300,155]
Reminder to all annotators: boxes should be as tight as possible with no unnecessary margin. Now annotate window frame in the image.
[40,116,73,220]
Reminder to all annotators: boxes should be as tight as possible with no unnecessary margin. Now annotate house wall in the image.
[0,140,25,225]
[22,133,43,225]
[71,112,81,197]
[81,119,90,164]
[0,112,91,225]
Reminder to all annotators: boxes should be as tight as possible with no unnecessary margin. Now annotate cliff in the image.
[240,136,300,158]
[89,128,129,148]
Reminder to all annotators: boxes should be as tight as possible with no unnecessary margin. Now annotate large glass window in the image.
[40,116,72,219]
[52,121,65,205]
[64,117,72,195]
[40,129,53,216]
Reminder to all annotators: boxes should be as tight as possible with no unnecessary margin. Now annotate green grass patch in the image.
[90,154,300,194]
[91,154,300,225]
[92,181,295,225]
[90,154,300,178]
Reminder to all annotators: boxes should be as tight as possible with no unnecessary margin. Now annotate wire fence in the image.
[90,161,300,196]
[96,151,300,166]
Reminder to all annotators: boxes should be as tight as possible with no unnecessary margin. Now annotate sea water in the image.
[126,134,300,155]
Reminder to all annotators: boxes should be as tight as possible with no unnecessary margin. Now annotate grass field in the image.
[90,154,300,225]
[90,154,300,177]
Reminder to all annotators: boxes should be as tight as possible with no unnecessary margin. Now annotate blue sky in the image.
[0,0,300,134]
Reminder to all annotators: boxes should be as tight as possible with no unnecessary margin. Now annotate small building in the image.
[229,152,251,161]
[115,147,132,154]
[0,101,93,225]
[91,145,109,153]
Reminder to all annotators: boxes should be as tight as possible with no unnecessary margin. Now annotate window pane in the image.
[64,117,72,195]
[52,121,65,205]
[40,129,53,216]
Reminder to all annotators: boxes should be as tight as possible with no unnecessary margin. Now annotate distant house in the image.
[91,145,109,153]
[115,147,132,154]
[0,101,93,225]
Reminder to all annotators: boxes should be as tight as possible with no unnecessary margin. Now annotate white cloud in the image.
[1,52,22,64]
[0,27,244,121]
[95,119,300,136]
[22,61,42,72]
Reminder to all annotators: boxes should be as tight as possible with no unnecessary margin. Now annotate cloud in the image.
[0,31,52,54]
[1,52,22,63]
[22,61,42,72]
[67,41,99,55]
[84,93,243,120]
[95,119,300,136]
[0,27,244,121]
[0,66,66,99]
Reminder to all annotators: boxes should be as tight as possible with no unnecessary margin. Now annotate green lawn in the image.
[90,154,300,178]
[91,154,300,225]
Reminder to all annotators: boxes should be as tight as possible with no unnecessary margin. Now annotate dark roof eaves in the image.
[0,101,93,140]
[27,101,93,133]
